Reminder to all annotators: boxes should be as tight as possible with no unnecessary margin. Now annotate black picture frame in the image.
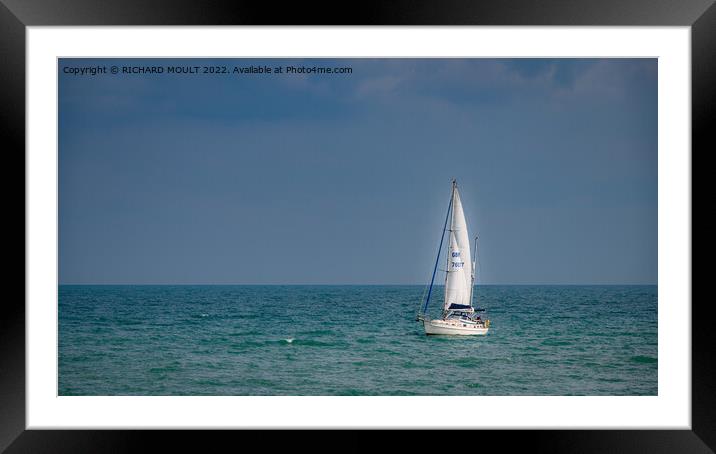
[4,0,709,451]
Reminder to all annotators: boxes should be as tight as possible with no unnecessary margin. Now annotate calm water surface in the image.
[59,285,657,395]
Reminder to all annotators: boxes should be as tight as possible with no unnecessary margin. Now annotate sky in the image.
[58,58,657,284]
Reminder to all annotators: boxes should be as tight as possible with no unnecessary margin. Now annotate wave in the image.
[630,355,657,364]
[228,330,262,337]
[149,361,182,374]
[356,337,376,344]
[297,329,335,337]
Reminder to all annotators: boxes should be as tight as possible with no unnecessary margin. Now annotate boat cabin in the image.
[443,304,487,322]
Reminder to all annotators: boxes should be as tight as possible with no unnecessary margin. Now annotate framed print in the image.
[5,0,710,451]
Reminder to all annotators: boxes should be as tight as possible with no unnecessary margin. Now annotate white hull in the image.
[423,319,488,336]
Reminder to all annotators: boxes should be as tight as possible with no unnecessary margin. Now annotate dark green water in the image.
[58,285,657,395]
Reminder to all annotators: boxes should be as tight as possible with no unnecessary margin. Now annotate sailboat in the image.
[416,179,490,335]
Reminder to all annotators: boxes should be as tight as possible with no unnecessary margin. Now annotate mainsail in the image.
[444,185,473,310]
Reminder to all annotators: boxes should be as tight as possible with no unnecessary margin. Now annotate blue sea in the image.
[58,285,657,395]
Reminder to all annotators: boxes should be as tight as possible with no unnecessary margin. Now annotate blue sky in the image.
[59,58,657,284]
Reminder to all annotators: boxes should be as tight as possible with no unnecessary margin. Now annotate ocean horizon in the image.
[59,284,657,396]
[59,283,657,285]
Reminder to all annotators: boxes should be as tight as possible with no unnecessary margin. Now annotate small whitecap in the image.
[284,338,295,344]
[200,313,209,317]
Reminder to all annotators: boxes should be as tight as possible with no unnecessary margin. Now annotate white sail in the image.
[444,233,468,310]
[443,185,473,310]
[451,187,473,280]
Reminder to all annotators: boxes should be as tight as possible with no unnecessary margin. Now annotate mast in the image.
[469,235,478,308]
[419,180,455,318]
